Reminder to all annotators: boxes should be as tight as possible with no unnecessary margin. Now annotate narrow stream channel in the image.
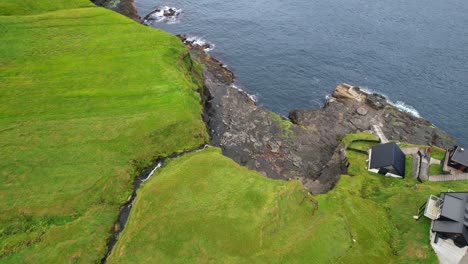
[101,144,210,263]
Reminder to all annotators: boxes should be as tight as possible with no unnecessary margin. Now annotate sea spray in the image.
[143,6,182,24]
[183,36,216,52]
[231,84,259,103]
[359,87,422,118]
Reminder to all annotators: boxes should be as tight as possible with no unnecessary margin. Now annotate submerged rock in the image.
[143,6,182,24]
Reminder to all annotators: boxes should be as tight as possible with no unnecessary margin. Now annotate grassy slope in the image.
[108,148,322,263]
[110,138,468,263]
[0,0,93,15]
[0,1,207,262]
[1,1,465,263]
[342,134,468,263]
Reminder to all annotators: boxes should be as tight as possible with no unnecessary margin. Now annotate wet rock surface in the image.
[177,35,214,52]
[92,0,141,22]
[189,48,456,194]
[143,6,182,24]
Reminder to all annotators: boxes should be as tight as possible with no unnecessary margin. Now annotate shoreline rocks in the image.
[143,6,182,24]
[92,0,141,22]
[187,47,456,194]
[99,1,456,193]
[177,35,215,52]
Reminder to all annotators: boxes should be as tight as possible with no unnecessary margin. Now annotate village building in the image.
[426,192,468,247]
[446,146,468,173]
[368,142,406,178]
[423,192,468,263]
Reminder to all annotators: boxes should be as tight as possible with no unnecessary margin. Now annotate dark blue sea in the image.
[135,0,468,145]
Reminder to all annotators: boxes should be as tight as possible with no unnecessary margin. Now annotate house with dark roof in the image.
[425,192,468,248]
[447,146,468,173]
[368,142,406,178]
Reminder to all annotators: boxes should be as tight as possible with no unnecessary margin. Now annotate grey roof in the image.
[440,195,464,221]
[452,146,468,167]
[433,220,463,234]
[433,192,468,246]
[369,142,406,176]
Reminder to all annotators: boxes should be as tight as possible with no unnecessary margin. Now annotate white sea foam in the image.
[391,101,422,118]
[145,6,182,24]
[358,86,421,118]
[184,36,215,52]
[231,84,258,103]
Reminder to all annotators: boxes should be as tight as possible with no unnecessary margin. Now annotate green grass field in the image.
[429,164,443,176]
[0,1,207,262]
[108,148,320,263]
[107,137,468,263]
[2,1,467,263]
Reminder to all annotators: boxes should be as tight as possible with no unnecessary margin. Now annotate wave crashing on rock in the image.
[144,6,182,24]
[178,35,215,52]
[359,87,422,118]
[231,84,258,103]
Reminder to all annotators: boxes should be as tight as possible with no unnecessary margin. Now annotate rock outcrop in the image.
[190,49,455,194]
[92,0,141,22]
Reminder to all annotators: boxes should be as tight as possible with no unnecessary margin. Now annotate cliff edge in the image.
[191,48,455,193]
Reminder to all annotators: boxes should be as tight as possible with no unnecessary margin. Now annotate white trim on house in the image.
[385,172,403,178]
[368,149,373,171]
[368,149,403,178]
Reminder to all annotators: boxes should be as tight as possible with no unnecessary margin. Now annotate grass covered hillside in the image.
[0,1,207,262]
[2,1,468,263]
[109,138,468,264]
[0,0,94,15]
[107,148,319,263]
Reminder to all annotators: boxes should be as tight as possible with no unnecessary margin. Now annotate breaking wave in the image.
[391,101,422,118]
[231,84,258,103]
[183,36,215,52]
[359,87,422,118]
[144,6,182,24]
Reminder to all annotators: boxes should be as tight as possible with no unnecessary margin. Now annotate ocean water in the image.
[134,0,468,145]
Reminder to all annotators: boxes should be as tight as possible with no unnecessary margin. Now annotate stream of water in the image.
[101,145,209,263]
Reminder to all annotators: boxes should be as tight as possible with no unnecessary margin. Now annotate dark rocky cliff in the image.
[190,48,456,194]
[91,0,141,22]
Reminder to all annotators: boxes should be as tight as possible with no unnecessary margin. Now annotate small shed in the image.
[448,146,468,173]
[368,142,406,178]
[431,192,468,248]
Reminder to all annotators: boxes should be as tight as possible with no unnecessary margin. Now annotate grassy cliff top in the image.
[0,1,207,262]
[109,136,468,263]
[108,148,319,263]
[2,1,466,263]
[0,0,93,15]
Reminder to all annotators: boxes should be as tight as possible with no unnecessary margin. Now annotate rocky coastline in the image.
[92,0,141,22]
[185,43,455,193]
[99,0,456,194]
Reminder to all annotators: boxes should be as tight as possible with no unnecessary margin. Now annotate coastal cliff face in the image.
[190,48,456,194]
[98,0,456,195]
[92,0,140,21]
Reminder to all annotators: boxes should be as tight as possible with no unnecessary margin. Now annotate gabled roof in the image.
[451,146,468,167]
[369,142,406,176]
[433,192,468,246]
